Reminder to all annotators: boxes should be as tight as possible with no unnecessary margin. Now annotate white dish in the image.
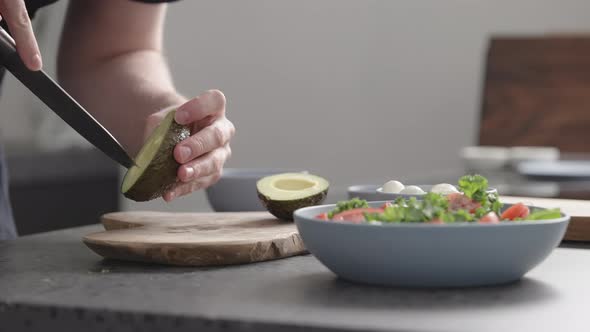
[510,146,560,166]
[517,160,590,179]
[460,146,510,171]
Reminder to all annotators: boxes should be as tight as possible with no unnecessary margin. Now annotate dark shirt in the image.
[0,145,16,240]
[0,0,176,240]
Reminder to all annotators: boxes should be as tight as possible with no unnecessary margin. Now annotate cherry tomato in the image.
[447,193,481,213]
[479,212,500,223]
[331,208,384,223]
[315,212,329,220]
[501,203,530,221]
[380,202,393,209]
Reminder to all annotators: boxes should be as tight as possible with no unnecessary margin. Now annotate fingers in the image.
[0,0,42,70]
[174,89,226,125]
[161,89,234,202]
[174,117,235,164]
[164,145,231,202]
[163,173,222,202]
[177,144,231,183]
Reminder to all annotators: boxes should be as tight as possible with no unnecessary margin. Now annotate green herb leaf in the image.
[422,192,449,220]
[490,193,503,215]
[474,207,487,219]
[453,209,475,222]
[327,197,369,218]
[458,174,489,203]
[526,208,562,220]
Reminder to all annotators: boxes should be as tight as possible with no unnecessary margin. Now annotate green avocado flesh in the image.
[121,110,191,201]
[257,173,329,221]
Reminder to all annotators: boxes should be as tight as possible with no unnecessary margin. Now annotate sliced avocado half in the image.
[257,173,329,220]
[121,110,191,201]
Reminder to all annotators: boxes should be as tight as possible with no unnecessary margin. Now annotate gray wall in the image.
[1,0,590,212]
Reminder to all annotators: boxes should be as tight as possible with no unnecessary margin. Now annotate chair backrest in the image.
[478,36,590,153]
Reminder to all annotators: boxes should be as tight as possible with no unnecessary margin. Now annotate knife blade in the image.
[0,27,135,169]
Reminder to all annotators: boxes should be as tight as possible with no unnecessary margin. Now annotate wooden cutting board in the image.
[83,196,590,266]
[502,196,590,242]
[83,212,307,266]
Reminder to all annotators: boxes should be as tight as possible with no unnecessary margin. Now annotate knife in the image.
[0,27,135,169]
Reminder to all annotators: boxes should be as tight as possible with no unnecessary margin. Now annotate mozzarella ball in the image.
[381,180,405,193]
[430,183,460,195]
[400,185,426,195]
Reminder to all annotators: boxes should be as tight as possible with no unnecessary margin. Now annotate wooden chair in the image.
[478,36,590,153]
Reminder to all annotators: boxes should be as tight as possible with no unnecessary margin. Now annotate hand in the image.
[0,0,43,70]
[145,90,235,202]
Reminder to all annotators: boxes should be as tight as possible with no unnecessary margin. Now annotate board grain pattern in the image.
[83,212,307,266]
[502,196,590,241]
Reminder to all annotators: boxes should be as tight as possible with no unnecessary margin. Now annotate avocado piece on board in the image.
[257,173,329,221]
[121,111,191,201]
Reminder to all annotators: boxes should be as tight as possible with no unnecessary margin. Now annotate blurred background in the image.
[2,0,590,235]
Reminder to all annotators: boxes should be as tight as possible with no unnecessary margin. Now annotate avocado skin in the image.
[257,189,328,221]
[123,119,191,202]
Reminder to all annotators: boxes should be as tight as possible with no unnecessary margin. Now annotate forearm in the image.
[56,0,184,156]
[55,0,234,202]
[58,49,186,156]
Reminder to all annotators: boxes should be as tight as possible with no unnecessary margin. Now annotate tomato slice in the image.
[447,193,481,213]
[479,212,500,223]
[315,212,329,220]
[501,203,530,221]
[380,202,393,209]
[331,208,384,223]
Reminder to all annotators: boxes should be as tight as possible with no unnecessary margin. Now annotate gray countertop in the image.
[1,225,590,332]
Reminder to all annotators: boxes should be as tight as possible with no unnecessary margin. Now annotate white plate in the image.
[517,160,590,179]
[510,146,560,166]
[460,146,509,171]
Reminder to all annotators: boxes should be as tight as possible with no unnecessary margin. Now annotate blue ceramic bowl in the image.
[294,201,569,288]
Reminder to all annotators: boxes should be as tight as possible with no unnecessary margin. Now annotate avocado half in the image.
[257,173,329,221]
[121,110,191,201]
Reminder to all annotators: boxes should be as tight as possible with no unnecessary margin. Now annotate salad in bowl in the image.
[294,175,568,287]
[320,175,559,224]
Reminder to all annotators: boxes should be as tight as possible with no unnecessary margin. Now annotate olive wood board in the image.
[83,212,306,266]
[502,196,590,242]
